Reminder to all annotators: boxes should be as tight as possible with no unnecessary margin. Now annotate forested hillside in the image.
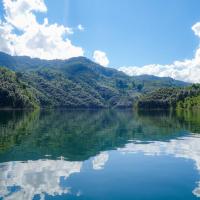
[137,84,200,110]
[0,52,191,109]
[0,67,38,109]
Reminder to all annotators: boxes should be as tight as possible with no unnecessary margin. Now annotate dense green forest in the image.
[137,84,200,110]
[0,52,190,109]
[177,95,200,110]
[0,67,38,109]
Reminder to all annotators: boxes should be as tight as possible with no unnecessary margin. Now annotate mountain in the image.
[137,84,200,110]
[0,67,38,109]
[0,52,190,108]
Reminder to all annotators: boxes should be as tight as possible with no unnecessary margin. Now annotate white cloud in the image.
[77,24,84,31]
[192,22,200,37]
[0,0,84,60]
[0,22,14,54]
[3,0,47,30]
[93,50,109,67]
[119,22,200,83]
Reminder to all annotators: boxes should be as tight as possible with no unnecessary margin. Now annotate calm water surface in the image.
[0,109,200,200]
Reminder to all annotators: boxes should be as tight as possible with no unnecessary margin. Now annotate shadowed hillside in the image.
[0,52,190,108]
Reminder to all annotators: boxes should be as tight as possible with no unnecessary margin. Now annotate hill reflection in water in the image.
[0,109,200,199]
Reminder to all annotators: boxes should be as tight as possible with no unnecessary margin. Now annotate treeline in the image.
[137,84,200,110]
[0,67,38,109]
[0,65,195,110]
[177,95,200,109]
[0,53,190,109]
[0,66,137,109]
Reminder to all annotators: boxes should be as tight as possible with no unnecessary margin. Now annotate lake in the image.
[0,109,200,200]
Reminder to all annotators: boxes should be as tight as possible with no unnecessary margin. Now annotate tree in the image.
[137,84,143,91]
[116,79,128,89]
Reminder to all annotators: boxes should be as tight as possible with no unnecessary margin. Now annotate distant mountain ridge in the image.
[0,52,190,108]
[0,52,189,84]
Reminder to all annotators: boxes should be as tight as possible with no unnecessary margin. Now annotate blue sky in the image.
[1,0,200,66]
[0,0,200,82]
[35,0,200,66]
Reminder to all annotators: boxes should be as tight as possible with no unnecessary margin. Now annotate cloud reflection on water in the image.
[1,135,200,199]
[118,135,200,197]
[0,159,82,199]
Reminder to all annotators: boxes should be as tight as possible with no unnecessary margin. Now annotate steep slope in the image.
[133,75,189,91]
[137,84,200,110]
[0,51,189,88]
[20,67,136,108]
[0,67,38,109]
[0,52,191,108]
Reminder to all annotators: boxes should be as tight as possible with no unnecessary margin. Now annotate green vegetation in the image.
[177,95,200,110]
[137,84,200,110]
[0,52,190,109]
[0,67,38,109]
